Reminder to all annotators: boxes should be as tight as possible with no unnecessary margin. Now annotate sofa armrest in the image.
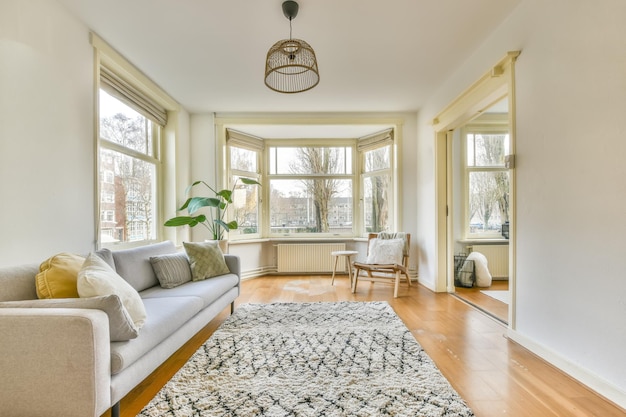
[223,254,241,279]
[0,308,111,417]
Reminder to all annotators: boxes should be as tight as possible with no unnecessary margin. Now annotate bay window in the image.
[225,128,396,238]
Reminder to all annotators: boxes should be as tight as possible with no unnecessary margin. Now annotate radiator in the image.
[469,244,509,278]
[277,243,346,273]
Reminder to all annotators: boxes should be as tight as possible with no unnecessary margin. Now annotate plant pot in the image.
[217,239,229,254]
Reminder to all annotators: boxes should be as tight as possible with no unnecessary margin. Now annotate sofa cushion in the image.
[35,253,85,299]
[140,273,239,309]
[110,296,203,374]
[183,241,230,281]
[0,295,138,341]
[78,253,147,329]
[112,241,177,292]
[149,252,192,289]
[0,263,39,301]
[94,248,116,269]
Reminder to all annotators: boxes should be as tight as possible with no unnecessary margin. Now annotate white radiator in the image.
[277,243,346,273]
[470,245,509,278]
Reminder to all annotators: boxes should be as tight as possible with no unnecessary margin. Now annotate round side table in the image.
[330,250,359,286]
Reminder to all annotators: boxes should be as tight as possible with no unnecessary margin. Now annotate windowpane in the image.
[270,179,352,234]
[229,175,260,236]
[467,133,509,167]
[270,146,352,175]
[231,146,257,172]
[99,148,157,243]
[99,89,159,245]
[364,145,390,172]
[363,173,390,232]
[468,171,509,234]
[100,90,153,156]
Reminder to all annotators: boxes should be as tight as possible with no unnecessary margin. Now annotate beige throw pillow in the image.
[0,295,138,341]
[183,241,230,281]
[366,238,404,265]
[77,253,147,329]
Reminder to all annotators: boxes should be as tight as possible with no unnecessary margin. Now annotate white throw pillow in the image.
[466,251,492,287]
[366,238,404,265]
[77,253,147,329]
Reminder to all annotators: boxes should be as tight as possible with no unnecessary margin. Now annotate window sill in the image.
[457,238,509,244]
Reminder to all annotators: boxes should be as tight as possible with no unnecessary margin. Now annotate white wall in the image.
[416,0,626,405]
[0,0,191,264]
[0,0,95,265]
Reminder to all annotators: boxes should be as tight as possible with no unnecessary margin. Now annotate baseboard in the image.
[241,267,275,280]
[507,329,626,410]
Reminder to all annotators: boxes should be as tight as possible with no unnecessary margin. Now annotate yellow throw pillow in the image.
[36,253,85,299]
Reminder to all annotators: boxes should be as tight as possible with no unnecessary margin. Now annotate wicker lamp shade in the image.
[265,38,319,93]
[264,1,319,94]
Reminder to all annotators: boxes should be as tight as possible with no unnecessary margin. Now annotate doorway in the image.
[451,98,511,323]
[433,51,520,328]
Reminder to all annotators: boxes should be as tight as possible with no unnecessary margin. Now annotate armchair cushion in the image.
[365,238,404,265]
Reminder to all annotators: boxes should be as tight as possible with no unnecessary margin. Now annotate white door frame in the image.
[433,51,520,327]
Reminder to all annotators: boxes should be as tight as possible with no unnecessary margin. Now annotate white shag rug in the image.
[138,301,474,417]
[480,290,510,305]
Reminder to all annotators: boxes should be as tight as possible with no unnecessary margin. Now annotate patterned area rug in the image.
[139,302,474,416]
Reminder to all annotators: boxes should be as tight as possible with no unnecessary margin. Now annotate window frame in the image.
[462,120,510,240]
[360,143,394,234]
[223,126,399,239]
[97,89,162,247]
[266,139,357,238]
[227,139,263,241]
[92,32,179,249]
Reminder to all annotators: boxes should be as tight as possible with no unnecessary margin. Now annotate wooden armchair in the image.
[352,232,411,298]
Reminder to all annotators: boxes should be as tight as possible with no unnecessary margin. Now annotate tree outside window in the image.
[465,131,509,237]
[98,90,159,244]
[226,128,395,238]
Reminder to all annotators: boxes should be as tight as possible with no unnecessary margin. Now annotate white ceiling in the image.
[56,0,521,117]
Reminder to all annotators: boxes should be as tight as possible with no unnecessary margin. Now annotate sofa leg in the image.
[230,301,235,315]
[111,402,120,417]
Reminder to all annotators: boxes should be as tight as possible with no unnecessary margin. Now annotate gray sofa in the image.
[0,240,240,417]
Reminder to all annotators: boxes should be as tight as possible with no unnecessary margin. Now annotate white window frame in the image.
[266,139,357,238]
[462,119,510,240]
[92,33,179,249]
[223,127,398,239]
[226,130,263,241]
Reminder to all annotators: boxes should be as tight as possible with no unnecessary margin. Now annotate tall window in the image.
[268,144,354,236]
[98,90,161,245]
[228,145,262,239]
[225,128,396,238]
[464,127,510,238]
[361,144,392,232]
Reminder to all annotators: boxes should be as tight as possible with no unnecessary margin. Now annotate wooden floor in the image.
[454,280,509,324]
[103,275,625,417]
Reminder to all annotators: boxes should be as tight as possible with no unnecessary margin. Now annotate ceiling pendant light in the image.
[264,0,320,94]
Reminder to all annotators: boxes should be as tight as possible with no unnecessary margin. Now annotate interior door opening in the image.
[433,51,520,329]
[450,98,510,324]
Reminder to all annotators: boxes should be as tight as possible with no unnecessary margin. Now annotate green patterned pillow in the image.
[183,241,231,281]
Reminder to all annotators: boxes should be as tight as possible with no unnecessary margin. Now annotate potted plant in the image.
[164,177,261,246]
